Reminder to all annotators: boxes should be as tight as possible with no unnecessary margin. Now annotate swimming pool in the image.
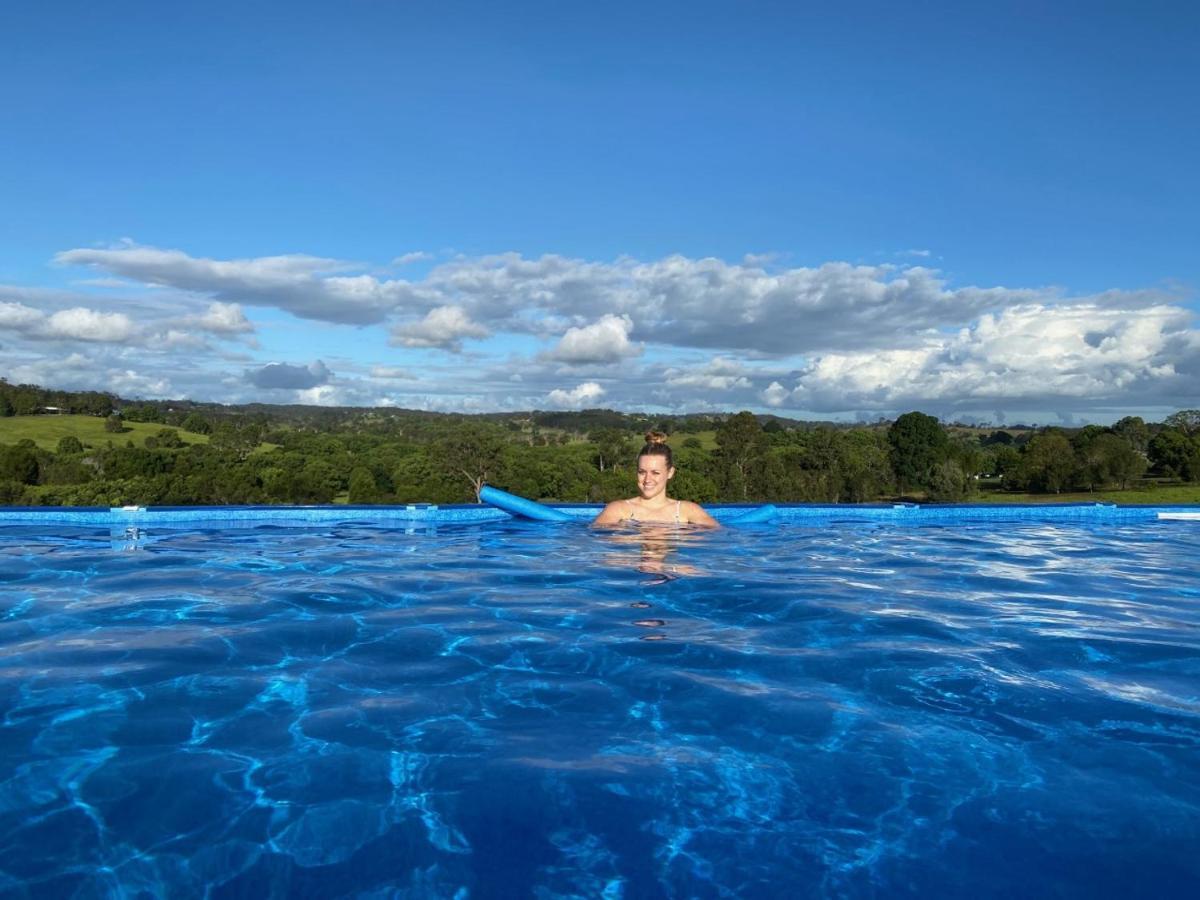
[1,511,1198,897]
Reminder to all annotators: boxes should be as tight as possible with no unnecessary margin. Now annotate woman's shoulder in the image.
[603,498,636,509]
[592,498,634,525]
[679,500,719,527]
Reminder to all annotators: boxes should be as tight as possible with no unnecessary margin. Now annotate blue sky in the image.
[2,0,1197,423]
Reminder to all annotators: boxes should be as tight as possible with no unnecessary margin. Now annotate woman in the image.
[592,432,719,527]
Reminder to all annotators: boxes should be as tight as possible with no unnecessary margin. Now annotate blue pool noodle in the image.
[723,504,778,524]
[481,485,778,525]
[479,485,574,522]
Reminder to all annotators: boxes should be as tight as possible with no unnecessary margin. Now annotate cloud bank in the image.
[1,240,1193,420]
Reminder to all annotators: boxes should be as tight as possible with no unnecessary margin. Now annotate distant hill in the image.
[2,378,858,435]
[0,376,1110,438]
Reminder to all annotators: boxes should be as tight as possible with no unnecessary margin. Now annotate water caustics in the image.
[0,519,1198,898]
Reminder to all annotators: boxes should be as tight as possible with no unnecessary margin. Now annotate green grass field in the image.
[684,430,720,451]
[0,415,210,451]
[973,484,1200,505]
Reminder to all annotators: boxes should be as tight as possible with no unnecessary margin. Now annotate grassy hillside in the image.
[0,415,210,451]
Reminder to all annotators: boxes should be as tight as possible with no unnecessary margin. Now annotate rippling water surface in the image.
[1,519,1198,898]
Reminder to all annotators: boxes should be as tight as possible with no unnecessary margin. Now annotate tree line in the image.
[1,383,1198,507]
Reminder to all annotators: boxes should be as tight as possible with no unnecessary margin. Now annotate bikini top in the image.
[626,499,681,524]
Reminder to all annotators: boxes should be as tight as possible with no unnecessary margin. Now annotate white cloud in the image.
[778,302,1199,413]
[1,301,140,344]
[56,243,416,325]
[1,296,257,356]
[0,284,86,304]
[160,329,210,349]
[406,253,1049,355]
[53,243,1162,361]
[761,381,789,407]
[390,305,489,351]
[2,351,179,400]
[742,252,781,267]
[547,381,606,408]
[295,384,342,406]
[187,302,253,335]
[10,241,1196,419]
[0,301,44,330]
[547,313,640,364]
[392,251,432,266]
[44,307,138,342]
[664,356,752,390]
[108,369,171,397]
[3,353,95,385]
[71,277,145,288]
[370,365,417,380]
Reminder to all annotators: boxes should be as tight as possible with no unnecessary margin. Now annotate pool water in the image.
[1,519,1198,898]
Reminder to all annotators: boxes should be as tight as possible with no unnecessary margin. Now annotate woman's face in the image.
[636,454,674,500]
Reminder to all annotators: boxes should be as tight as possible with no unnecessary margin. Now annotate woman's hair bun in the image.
[644,430,668,445]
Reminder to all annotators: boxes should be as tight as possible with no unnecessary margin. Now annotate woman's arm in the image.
[681,501,720,528]
[592,501,628,526]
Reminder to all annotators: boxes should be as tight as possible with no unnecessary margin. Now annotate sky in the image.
[1,0,1197,425]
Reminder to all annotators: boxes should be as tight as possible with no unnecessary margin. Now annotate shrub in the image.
[56,436,84,455]
[0,445,39,485]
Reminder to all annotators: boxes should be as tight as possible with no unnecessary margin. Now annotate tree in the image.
[784,427,843,502]
[983,430,1014,446]
[56,436,84,455]
[0,395,12,417]
[1187,444,1200,483]
[209,424,259,461]
[1148,429,1194,478]
[838,429,894,502]
[41,459,94,486]
[1076,433,1143,491]
[715,411,767,500]
[588,428,634,473]
[1111,416,1149,453]
[296,459,340,503]
[347,466,380,503]
[436,423,506,500]
[1164,409,1200,436]
[2,384,41,416]
[670,466,719,503]
[1152,433,1200,482]
[181,413,212,435]
[122,402,165,424]
[75,391,114,417]
[926,459,969,501]
[1018,432,1075,493]
[989,445,1022,484]
[101,447,172,480]
[0,480,27,503]
[949,435,986,481]
[104,414,124,433]
[145,428,185,450]
[887,412,949,494]
[1103,436,1148,489]
[0,445,39,485]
